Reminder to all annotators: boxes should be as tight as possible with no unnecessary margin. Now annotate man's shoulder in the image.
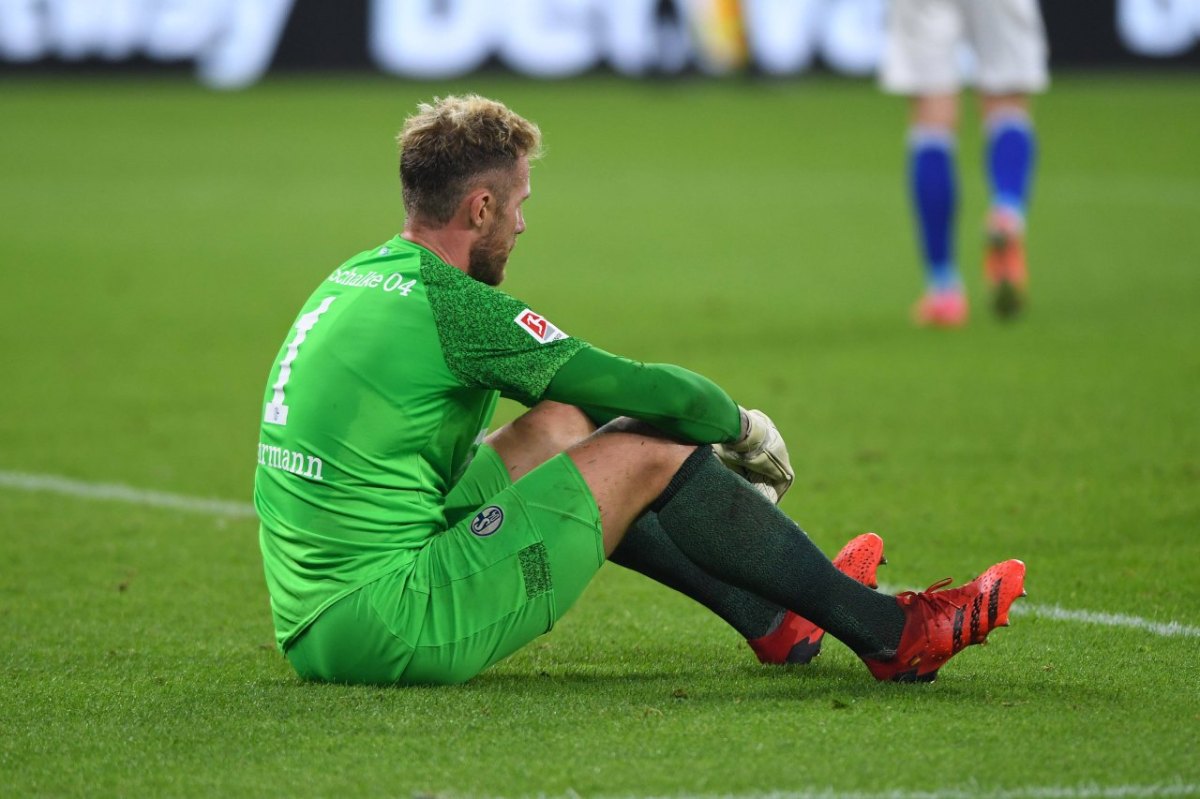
[420,256,522,315]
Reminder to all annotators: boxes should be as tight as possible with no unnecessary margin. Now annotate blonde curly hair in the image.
[397,95,542,225]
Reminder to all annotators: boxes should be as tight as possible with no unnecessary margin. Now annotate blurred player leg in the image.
[982,98,1036,318]
[968,0,1048,317]
[881,0,968,326]
[908,104,967,327]
[983,101,1036,227]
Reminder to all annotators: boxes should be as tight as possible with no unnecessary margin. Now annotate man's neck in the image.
[401,227,469,274]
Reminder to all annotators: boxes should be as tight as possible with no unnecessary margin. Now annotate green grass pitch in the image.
[1,73,1197,798]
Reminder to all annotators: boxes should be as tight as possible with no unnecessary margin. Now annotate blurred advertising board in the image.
[2,0,1199,89]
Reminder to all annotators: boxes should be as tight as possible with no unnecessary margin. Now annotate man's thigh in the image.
[442,443,511,528]
[402,452,605,685]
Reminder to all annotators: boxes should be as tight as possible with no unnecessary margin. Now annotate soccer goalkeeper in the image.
[254,94,1025,686]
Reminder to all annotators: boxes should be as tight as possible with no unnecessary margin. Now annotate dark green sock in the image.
[651,447,905,658]
[611,513,784,640]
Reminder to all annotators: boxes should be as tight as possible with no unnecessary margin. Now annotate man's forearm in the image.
[542,346,741,444]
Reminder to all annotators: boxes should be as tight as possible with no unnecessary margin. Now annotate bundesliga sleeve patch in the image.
[514,309,569,344]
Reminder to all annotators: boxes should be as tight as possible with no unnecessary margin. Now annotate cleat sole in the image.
[891,669,938,684]
[785,638,823,665]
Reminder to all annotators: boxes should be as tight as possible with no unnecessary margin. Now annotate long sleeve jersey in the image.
[254,236,740,648]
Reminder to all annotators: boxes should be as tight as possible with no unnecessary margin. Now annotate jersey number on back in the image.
[264,296,337,426]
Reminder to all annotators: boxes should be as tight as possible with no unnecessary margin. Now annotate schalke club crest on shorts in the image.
[470,505,504,537]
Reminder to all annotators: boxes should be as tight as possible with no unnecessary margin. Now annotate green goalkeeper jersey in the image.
[256,236,742,650]
[255,237,588,648]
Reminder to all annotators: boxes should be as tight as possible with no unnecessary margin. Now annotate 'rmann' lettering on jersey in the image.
[258,443,324,481]
[515,309,568,344]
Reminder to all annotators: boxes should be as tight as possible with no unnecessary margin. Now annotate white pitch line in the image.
[0,469,256,519]
[875,581,1200,640]
[1,470,1197,640]
[586,783,1200,799]
[1009,602,1200,639]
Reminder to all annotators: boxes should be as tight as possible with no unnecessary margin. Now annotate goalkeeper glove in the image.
[713,407,795,504]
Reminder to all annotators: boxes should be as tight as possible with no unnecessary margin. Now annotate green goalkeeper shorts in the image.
[285,445,605,686]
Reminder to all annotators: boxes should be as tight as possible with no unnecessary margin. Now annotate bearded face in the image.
[466,219,511,286]
[465,156,530,287]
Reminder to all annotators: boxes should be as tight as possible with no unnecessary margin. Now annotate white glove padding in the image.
[712,408,795,504]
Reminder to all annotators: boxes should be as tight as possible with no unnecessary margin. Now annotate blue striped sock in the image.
[987,111,1036,220]
[908,127,959,291]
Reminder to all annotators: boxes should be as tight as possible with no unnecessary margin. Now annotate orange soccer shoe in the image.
[985,209,1029,319]
[862,559,1027,683]
[749,532,886,665]
[912,287,968,328]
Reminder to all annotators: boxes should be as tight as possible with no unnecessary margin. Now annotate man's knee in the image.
[564,424,700,554]
[489,401,594,451]
[582,418,699,481]
[484,401,596,482]
[526,400,595,440]
[912,94,959,129]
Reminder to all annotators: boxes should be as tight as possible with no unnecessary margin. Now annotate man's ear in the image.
[465,187,492,230]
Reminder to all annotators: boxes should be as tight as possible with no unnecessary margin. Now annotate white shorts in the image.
[880,0,1049,96]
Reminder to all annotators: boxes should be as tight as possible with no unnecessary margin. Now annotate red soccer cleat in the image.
[912,287,968,328]
[862,559,1027,683]
[749,532,886,665]
[984,209,1029,319]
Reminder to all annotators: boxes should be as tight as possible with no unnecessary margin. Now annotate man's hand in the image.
[712,408,794,504]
